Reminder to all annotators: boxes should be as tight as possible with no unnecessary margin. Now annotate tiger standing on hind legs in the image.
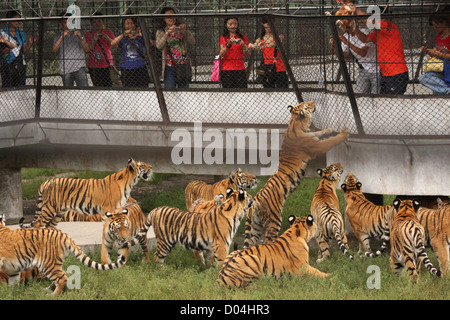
[311,163,353,262]
[244,101,349,248]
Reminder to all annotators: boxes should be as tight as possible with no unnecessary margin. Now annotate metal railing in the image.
[0,9,449,139]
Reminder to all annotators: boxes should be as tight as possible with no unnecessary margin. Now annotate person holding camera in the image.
[53,12,90,87]
[0,10,36,88]
[155,7,195,89]
[111,16,153,87]
[85,12,116,87]
[219,17,250,88]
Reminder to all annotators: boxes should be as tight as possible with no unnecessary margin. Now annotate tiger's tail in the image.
[415,232,442,278]
[67,235,126,270]
[331,218,353,260]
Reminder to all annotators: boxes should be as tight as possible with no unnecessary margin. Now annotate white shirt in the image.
[341,28,379,74]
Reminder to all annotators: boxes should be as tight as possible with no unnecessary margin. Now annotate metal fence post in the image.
[138,17,170,124]
[328,16,364,135]
[34,18,45,120]
[267,15,303,103]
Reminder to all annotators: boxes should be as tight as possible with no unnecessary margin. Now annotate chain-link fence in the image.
[0,6,449,138]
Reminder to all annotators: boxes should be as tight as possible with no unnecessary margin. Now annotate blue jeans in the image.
[164,66,189,89]
[419,71,450,95]
[62,68,89,87]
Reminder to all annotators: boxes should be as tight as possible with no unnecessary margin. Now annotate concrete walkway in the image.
[8,222,156,253]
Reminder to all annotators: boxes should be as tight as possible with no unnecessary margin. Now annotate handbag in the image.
[423,56,444,73]
[256,47,278,83]
[211,55,221,82]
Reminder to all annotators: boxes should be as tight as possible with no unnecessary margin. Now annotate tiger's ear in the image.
[317,169,323,176]
[288,215,296,225]
[356,182,362,190]
[238,189,245,201]
[393,198,401,210]
[341,183,347,191]
[105,212,113,219]
[287,105,293,113]
[122,209,128,215]
[413,199,421,212]
[226,188,233,198]
[128,158,136,171]
[306,215,314,226]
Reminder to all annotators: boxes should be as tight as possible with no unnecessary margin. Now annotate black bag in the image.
[256,47,277,84]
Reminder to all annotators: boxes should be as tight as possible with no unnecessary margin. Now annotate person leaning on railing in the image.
[419,6,450,95]
[0,10,36,88]
[352,4,409,95]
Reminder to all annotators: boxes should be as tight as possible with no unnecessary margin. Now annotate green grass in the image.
[4,169,450,300]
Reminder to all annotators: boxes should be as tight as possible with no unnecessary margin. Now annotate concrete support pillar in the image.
[0,168,23,221]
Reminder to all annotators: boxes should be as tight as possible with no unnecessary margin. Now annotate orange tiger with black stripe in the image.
[0,214,126,295]
[185,168,257,211]
[417,204,450,275]
[217,215,329,288]
[21,158,152,230]
[244,101,349,247]
[123,189,253,265]
[102,201,150,264]
[341,173,393,257]
[311,163,353,262]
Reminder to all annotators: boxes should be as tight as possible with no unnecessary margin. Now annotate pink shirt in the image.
[85,29,115,68]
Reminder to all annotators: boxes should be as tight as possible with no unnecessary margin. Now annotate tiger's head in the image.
[437,197,450,209]
[191,193,226,212]
[287,215,317,243]
[287,101,316,132]
[340,172,362,192]
[317,163,344,182]
[230,168,258,190]
[221,188,253,216]
[128,158,153,181]
[0,214,6,226]
[104,208,133,242]
[392,198,421,220]
[335,2,356,33]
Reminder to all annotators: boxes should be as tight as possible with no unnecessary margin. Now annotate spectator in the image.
[329,19,380,94]
[0,10,35,88]
[352,5,409,94]
[419,7,450,95]
[53,12,90,87]
[85,12,116,87]
[219,17,250,88]
[155,7,195,89]
[111,16,150,87]
[249,18,288,88]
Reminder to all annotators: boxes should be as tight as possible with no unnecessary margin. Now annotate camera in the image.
[130,29,139,36]
[97,33,103,37]
[232,38,240,43]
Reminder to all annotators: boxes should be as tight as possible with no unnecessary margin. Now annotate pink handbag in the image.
[211,56,221,82]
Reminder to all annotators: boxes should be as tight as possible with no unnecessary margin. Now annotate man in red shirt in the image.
[352,5,409,94]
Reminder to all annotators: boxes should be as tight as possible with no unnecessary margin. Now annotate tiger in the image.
[21,158,152,230]
[416,204,450,275]
[61,197,138,222]
[102,201,150,265]
[390,198,442,281]
[0,214,126,295]
[244,101,349,248]
[122,189,253,266]
[185,168,257,211]
[217,215,329,288]
[437,197,450,208]
[326,0,356,32]
[341,173,393,257]
[190,191,227,264]
[311,163,353,262]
